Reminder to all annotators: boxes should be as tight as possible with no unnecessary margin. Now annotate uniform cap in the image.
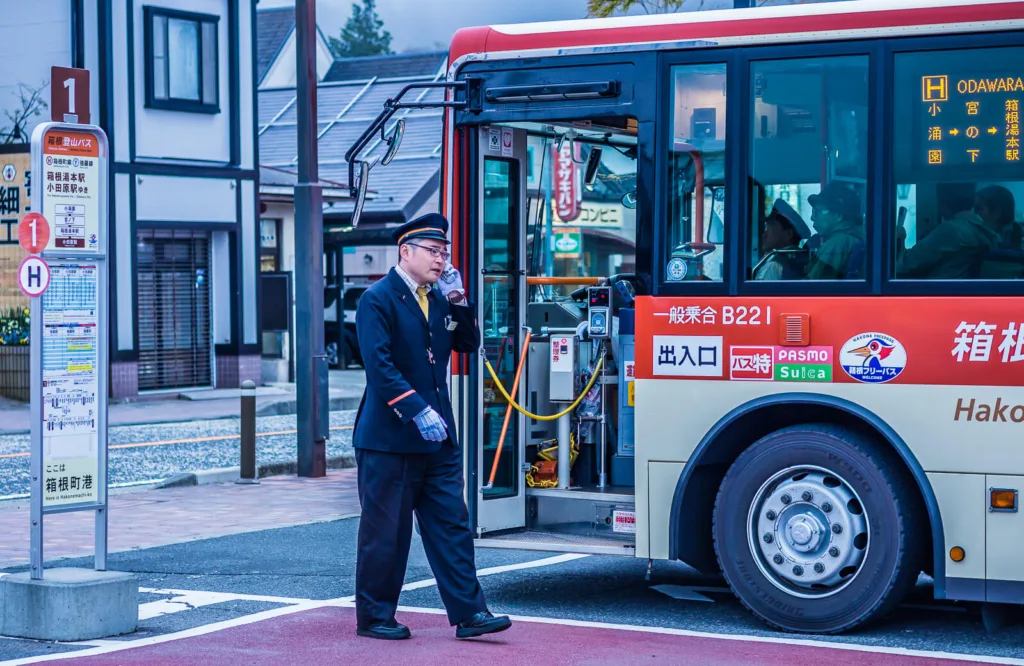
[392,213,450,245]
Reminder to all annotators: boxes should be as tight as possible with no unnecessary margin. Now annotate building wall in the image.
[0,1,261,401]
[0,1,73,142]
[106,0,260,397]
[131,0,231,163]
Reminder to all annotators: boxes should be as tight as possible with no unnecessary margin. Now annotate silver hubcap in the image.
[747,465,870,599]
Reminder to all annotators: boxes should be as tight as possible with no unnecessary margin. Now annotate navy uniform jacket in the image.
[353,268,480,454]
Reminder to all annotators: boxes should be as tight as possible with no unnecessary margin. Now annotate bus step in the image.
[475,529,635,557]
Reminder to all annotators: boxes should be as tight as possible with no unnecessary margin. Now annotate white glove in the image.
[438,260,464,299]
[413,406,448,442]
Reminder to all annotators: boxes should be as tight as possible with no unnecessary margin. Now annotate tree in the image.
[330,0,393,58]
[0,81,48,145]
[586,0,813,17]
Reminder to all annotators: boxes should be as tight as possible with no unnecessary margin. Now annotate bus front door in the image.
[473,126,529,535]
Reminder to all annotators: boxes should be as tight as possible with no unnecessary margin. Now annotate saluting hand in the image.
[413,406,448,442]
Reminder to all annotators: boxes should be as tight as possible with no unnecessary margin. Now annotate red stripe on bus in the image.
[450,3,1024,62]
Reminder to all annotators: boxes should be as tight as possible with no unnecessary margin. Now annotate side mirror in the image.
[622,190,637,209]
[381,119,405,166]
[584,146,603,186]
[351,160,371,228]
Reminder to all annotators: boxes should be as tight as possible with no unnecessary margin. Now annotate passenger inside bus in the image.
[804,183,866,280]
[896,183,1006,279]
[890,46,1024,282]
[747,54,869,282]
[976,186,1024,279]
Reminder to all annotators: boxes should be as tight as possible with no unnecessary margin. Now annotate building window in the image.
[666,63,728,283]
[748,56,869,282]
[260,219,281,272]
[144,6,219,113]
[892,46,1024,281]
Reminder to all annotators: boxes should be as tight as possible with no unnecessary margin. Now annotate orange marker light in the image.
[950,547,966,563]
[990,488,1018,512]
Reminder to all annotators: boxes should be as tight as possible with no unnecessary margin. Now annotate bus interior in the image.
[470,114,719,554]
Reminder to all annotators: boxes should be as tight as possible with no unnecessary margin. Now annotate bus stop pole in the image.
[294,0,327,477]
[337,246,347,369]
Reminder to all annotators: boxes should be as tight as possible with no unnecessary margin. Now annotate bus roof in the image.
[449,0,1024,65]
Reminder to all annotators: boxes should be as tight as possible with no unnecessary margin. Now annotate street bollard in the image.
[237,380,258,484]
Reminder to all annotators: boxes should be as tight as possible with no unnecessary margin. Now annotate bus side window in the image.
[748,55,870,282]
[891,45,1024,281]
[666,63,727,283]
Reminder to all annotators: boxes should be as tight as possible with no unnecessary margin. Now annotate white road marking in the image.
[335,552,589,602]
[139,587,312,606]
[135,588,311,621]
[0,602,328,665]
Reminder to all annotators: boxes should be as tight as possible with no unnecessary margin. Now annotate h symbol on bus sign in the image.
[922,75,948,103]
[18,256,50,298]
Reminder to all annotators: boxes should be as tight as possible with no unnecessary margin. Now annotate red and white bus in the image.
[349,0,1024,634]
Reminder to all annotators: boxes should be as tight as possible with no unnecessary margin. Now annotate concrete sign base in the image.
[1,568,137,641]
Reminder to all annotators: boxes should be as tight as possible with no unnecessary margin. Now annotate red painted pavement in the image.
[59,607,996,666]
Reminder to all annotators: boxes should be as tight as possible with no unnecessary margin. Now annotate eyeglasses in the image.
[407,243,450,261]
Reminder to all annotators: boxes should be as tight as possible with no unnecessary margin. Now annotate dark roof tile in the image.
[259,51,446,222]
[323,52,445,83]
[256,7,296,84]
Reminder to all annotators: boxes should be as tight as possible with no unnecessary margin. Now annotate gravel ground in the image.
[0,410,356,499]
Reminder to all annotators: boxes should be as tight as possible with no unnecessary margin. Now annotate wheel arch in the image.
[667,392,945,597]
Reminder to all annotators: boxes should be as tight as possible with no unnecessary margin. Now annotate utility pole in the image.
[294,0,328,477]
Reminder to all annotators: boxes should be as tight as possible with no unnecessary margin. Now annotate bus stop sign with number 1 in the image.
[19,212,50,254]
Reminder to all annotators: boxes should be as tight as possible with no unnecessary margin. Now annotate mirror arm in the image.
[346,106,393,198]
[570,138,587,165]
[345,81,471,198]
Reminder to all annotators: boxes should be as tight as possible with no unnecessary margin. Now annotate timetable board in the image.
[40,263,99,506]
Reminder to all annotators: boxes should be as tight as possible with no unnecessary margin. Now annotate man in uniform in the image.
[352,212,512,641]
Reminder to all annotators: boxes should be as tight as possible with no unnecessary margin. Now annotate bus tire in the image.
[712,423,922,634]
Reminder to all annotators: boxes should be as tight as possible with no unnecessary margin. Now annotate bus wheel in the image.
[712,424,921,634]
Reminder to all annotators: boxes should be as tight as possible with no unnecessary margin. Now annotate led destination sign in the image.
[920,74,1021,168]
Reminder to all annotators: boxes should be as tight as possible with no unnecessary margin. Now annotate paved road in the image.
[2,517,1022,665]
[0,411,357,499]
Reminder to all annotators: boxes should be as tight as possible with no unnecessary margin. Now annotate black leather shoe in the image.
[456,610,512,639]
[357,620,411,640]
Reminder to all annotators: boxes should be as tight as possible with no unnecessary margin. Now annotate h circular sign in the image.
[18,256,50,298]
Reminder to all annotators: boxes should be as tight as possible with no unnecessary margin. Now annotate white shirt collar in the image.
[394,264,426,295]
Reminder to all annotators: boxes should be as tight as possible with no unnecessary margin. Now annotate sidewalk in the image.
[0,470,359,570]
[0,370,366,436]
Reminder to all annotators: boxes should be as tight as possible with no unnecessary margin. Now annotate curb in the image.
[0,398,363,436]
[153,452,357,489]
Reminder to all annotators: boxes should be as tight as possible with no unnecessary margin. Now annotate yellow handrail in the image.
[482,351,604,422]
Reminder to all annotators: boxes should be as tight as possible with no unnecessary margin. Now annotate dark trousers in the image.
[355,442,487,627]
